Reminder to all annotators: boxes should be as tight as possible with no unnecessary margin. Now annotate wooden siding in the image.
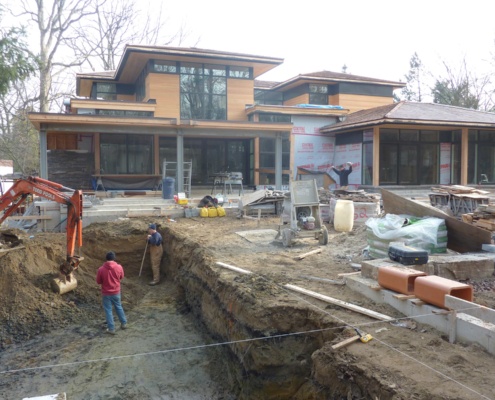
[47,133,78,150]
[70,99,155,113]
[146,73,180,119]
[333,94,393,113]
[227,79,253,121]
[117,94,136,102]
[283,94,308,106]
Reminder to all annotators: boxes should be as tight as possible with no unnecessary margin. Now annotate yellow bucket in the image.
[217,206,226,217]
[208,207,218,218]
[200,207,209,218]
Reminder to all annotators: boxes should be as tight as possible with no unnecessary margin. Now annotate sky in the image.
[155,0,495,85]
[4,0,495,88]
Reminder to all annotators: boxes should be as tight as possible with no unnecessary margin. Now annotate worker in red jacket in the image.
[96,251,127,335]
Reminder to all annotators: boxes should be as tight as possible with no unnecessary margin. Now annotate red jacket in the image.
[96,261,124,295]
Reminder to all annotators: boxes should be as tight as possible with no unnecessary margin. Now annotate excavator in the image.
[0,176,83,293]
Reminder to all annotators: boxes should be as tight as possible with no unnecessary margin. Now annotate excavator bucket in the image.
[51,256,84,294]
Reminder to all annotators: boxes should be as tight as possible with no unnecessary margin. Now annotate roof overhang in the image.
[321,118,495,134]
[77,46,284,96]
[28,113,292,137]
[271,75,405,92]
[245,104,349,117]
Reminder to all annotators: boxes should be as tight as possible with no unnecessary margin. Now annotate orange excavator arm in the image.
[0,176,83,279]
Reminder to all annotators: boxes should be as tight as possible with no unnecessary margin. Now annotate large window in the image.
[258,114,291,123]
[180,62,227,120]
[91,83,117,100]
[259,136,291,185]
[100,134,153,174]
[254,89,283,105]
[380,128,441,185]
[469,130,495,183]
[309,84,328,105]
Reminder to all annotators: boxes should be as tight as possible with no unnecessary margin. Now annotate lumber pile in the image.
[429,185,490,217]
[463,204,495,233]
[430,185,490,195]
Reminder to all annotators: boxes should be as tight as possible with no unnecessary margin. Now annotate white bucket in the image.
[334,200,354,232]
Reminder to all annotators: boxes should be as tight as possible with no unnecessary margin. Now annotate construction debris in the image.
[237,189,286,217]
[318,188,380,204]
[463,204,495,233]
[429,185,490,216]
[294,248,322,260]
[381,189,491,253]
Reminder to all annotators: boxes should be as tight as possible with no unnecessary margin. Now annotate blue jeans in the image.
[102,293,127,331]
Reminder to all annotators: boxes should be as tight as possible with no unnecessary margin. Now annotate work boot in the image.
[105,329,116,335]
[121,323,127,330]
[148,281,159,286]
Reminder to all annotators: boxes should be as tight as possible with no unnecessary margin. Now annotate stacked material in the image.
[431,185,490,195]
[462,204,495,231]
[429,185,490,216]
[238,190,286,216]
[365,214,447,259]
[318,189,380,204]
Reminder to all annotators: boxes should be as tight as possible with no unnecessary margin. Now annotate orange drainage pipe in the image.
[377,266,427,295]
[414,276,473,309]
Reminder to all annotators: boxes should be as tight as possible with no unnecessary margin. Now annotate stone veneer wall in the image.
[48,150,94,190]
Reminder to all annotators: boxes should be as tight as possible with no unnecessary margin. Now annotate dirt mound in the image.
[0,219,155,349]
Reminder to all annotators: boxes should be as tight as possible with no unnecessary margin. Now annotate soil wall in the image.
[161,226,395,399]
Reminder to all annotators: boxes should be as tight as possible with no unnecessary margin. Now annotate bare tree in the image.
[18,0,102,112]
[400,52,428,102]
[0,83,39,174]
[67,0,194,72]
[432,59,494,111]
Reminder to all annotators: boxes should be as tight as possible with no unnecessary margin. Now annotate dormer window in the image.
[309,84,328,105]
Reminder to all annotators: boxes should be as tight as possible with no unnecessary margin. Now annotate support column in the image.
[94,132,101,173]
[39,126,48,179]
[372,126,380,187]
[177,130,184,193]
[461,128,468,185]
[275,132,283,190]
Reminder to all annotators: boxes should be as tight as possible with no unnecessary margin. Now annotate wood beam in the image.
[372,126,380,186]
[461,128,468,185]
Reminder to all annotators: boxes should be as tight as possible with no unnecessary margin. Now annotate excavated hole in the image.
[0,220,399,399]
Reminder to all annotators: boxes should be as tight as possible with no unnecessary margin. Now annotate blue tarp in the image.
[296,104,344,110]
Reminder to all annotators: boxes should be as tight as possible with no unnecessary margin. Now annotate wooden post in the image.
[372,126,380,186]
[461,128,468,185]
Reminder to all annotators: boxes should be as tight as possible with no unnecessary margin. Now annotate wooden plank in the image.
[6,215,52,220]
[284,284,394,321]
[294,248,322,260]
[337,272,361,277]
[381,189,491,253]
[331,335,360,350]
[0,246,26,256]
[393,294,416,300]
[239,190,268,207]
[215,261,252,275]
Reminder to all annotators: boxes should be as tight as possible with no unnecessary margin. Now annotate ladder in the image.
[162,160,192,198]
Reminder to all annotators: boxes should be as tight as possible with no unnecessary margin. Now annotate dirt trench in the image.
[1,217,495,399]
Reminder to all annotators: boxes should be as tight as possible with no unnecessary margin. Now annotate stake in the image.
[139,240,149,277]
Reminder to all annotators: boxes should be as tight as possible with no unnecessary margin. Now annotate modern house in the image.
[27,45,495,192]
[320,102,495,187]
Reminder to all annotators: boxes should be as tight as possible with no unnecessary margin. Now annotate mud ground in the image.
[1,214,495,399]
